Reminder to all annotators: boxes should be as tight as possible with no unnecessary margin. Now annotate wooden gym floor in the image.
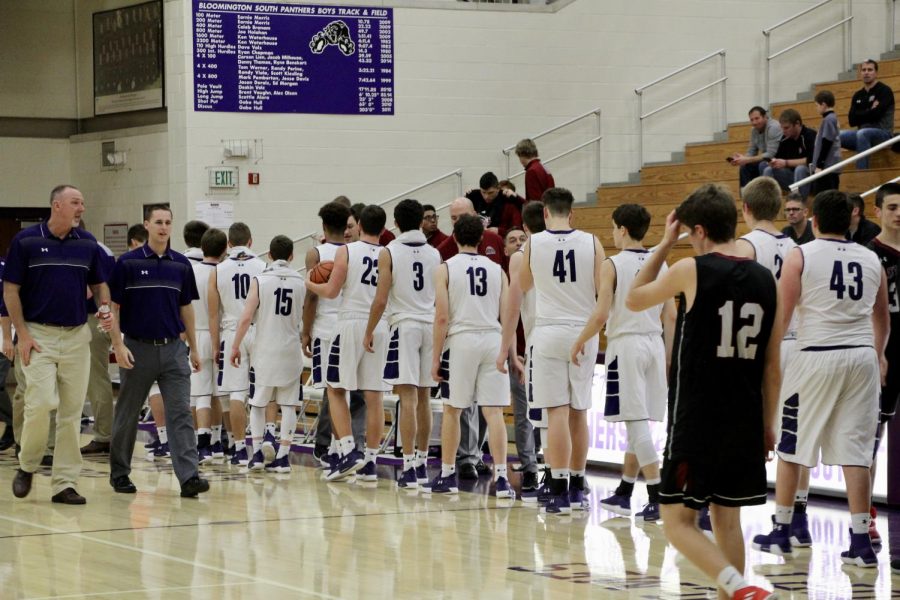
[1,436,900,599]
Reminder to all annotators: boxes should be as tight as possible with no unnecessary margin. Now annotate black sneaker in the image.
[458,463,478,480]
[180,476,210,498]
[111,475,137,494]
[522,471,539,492]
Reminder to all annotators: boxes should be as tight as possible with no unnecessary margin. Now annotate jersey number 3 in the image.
[716,300,763,359]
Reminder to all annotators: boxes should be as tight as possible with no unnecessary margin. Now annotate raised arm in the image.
[364,247,392,352]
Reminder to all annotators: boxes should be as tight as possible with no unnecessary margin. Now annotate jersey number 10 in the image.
[716,300,763,359]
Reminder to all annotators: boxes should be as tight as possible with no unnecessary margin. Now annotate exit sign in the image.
[207,166,239,192]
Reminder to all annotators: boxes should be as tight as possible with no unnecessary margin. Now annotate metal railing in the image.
[789,133,900,193]
[501,107,602,181]
[635,50,727,171]
[863,174,900,197]
[764,0,853,107]
[892,0,897,51]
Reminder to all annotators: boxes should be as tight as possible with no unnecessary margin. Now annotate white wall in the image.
[0,139,71,206]
[0,0,894,252]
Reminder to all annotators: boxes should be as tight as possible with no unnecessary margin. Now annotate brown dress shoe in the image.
[51,488,86,505]
[80,440,111,455]
[12,469,33,498]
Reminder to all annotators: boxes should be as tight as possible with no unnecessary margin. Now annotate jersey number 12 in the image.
[716,300,763,359]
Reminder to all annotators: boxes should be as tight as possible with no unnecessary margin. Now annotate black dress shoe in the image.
[12,469,33,498]
[40,455,53,467]
[474,460,491,476]
[80,440,110,455]
[51,488,86,505]
[458,463,478,480]
[180,476,210,498]
[522,470,539,492]
[111,475,137,494]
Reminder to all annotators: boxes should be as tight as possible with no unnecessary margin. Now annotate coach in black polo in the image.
[4,184,111,504]
[108,204,209,498]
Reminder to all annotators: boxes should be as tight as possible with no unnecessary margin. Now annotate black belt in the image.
[131,336,178,346]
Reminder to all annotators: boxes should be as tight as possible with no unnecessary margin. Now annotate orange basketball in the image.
[309,260,334,284]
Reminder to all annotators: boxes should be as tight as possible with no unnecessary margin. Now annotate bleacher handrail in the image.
[634,49,727,171]
[863,175,900,198]
[788,132,900,193]
[763,0,853,107]
[500,107,602,180]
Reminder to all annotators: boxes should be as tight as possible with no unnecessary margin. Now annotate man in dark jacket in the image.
[840,59,895,169]
[763,109,817,198]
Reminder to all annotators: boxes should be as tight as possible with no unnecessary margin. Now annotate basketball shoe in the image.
[752,517,792,556]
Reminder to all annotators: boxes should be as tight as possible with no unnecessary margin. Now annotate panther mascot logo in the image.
[309,20,355,56]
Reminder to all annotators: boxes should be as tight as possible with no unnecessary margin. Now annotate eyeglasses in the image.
[423,215,438,221]
[785,208,803,213]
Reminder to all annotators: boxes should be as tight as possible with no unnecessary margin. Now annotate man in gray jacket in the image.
[730,106,783,191]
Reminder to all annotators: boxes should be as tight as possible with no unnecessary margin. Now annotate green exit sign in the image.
[208,166,239,190]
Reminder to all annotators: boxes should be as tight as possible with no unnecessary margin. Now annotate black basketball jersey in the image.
[666,253,777,462]
[867,238,900,355]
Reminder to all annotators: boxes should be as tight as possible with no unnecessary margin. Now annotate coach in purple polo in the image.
[3,184,111,504]
[107,204,209,498]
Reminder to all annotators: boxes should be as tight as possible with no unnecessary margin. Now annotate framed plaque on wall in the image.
[93,0,165,115]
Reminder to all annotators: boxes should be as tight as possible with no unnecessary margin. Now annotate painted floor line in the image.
[25,581,255,600]
[0,513,343,600]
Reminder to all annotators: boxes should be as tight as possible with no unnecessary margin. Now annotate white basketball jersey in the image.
[741,229,800,339]
[215,246,267,331]
[446,253,502,335]
[387,235,440,326]
[251,260,305,386]
[340,241,382,319]
[741,229,796,280]
[530,229,597,327]
[311,242,344,340]
[184,247,203,262]
[191,260,217,331]
[516,248,537,341]
[607,250,665,339]
[797,238,882,348]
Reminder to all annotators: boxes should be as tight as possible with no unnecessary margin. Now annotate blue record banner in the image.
[193,1,394,115]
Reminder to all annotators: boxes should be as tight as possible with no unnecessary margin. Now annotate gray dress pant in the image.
[110,337,198,485]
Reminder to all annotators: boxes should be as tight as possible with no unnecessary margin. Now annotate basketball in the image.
[309,260,334,284]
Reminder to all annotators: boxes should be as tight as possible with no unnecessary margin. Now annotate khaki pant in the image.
[86,314,113,443]
[12,349,55,450]
[19,323,90,495]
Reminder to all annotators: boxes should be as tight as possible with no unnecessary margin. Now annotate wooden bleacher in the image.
[576,59,900,264]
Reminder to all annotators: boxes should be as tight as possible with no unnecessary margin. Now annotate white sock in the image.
[211,425,222,441]
[234,440,246,451]
[495,464,508,480]
[329,437,338,455]
[646,477,661,485]
[157,426,168,444]
[774,505,793,525]
[551,468,569,481]
[339,435,355,456]
[415,449,428,467]
[851,512,871,534]
[265,421,276,437]
[365,447,378,464]
[276,444,290,459]
[716,565,747,597]
[403,454,415,470]
[795,489,809,504]
[226,431,235,447]
[198,427,211,436]
[571,469,585,478]
[441,463,456,477]
[622,474,636,484]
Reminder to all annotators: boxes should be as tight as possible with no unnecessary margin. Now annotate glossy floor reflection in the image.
[2,441,900,599]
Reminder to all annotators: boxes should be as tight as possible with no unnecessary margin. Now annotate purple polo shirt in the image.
[109,244,199,339]
[3,222,107,326]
